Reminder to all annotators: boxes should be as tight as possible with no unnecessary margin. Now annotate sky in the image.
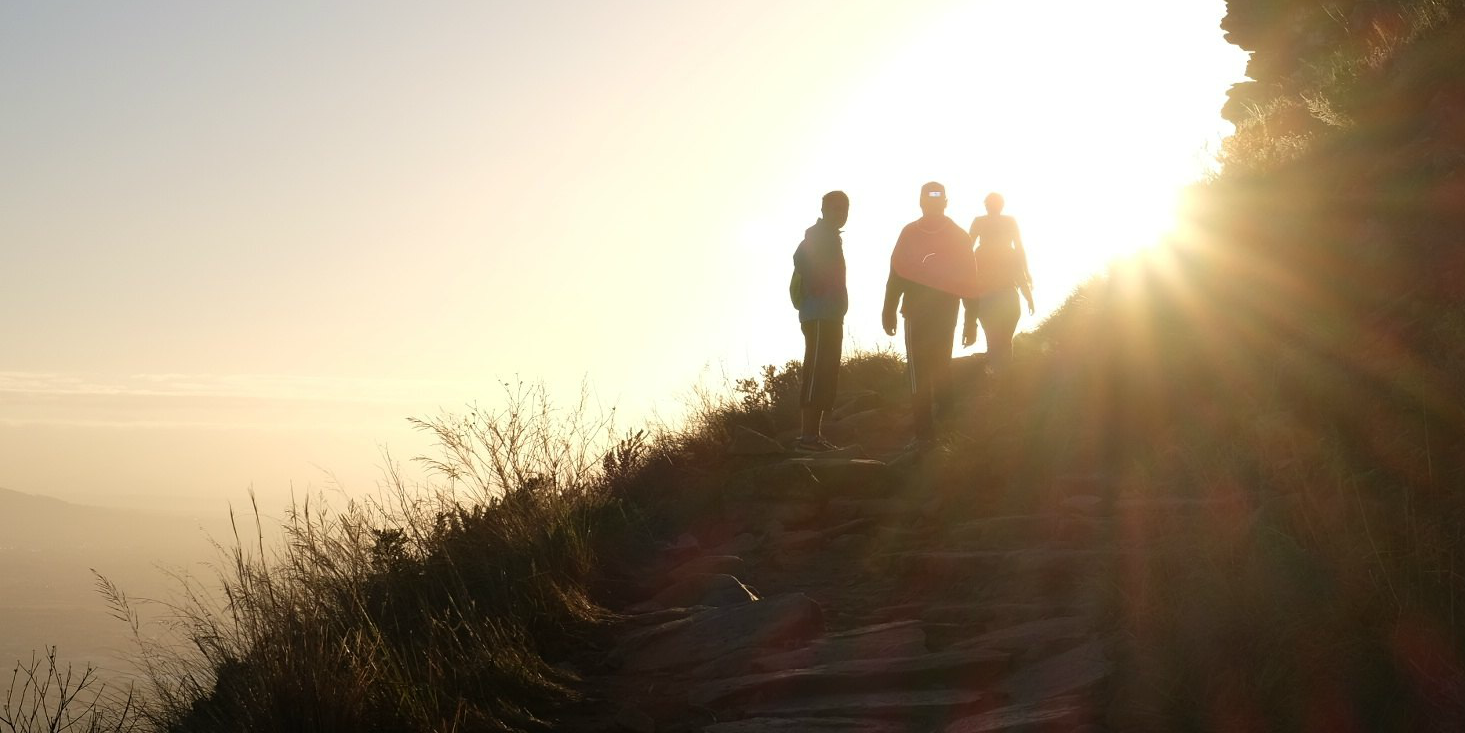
[0,1,1249,513]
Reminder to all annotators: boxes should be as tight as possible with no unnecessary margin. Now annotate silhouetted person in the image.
[883,182,979,449]
[792,190,850,453]
[966,193,1034,371]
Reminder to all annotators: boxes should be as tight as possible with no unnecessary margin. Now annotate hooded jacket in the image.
[793,218,848,323]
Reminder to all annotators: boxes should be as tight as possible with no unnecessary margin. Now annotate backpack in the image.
[789,268,804,309]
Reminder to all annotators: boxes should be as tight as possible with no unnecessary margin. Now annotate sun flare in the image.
[3,0,1249,506]
[766,1,1247,358]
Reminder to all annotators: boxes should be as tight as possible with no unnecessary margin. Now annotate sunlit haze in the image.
[1,2,1247,511]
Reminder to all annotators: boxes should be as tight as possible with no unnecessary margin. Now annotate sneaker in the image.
[793,436,841,454]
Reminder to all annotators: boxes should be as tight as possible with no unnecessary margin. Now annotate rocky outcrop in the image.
[609,593,825,674]
[555,370,1166,730]
[627,573,758,614]
[574,427,1145,731]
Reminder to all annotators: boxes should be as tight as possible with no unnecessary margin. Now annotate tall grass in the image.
[60,382,655,732]
[4,349,910,731]
[11,7,1465,728]
[1,649,138,733]
[669,347,909,463]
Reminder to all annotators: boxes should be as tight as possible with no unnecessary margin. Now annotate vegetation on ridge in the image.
[1014,0,1465,726]
[11,0,1465,729]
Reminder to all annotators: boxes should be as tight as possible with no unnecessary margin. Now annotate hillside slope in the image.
[18,1,1465,730]
[563,0,1465,728]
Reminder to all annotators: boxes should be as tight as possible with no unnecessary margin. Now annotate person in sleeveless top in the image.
[965,193,1034,371]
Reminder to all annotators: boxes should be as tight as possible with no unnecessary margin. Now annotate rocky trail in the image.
[563,385,1217,732]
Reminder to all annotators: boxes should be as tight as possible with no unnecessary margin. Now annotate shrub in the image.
[87,382,654,732]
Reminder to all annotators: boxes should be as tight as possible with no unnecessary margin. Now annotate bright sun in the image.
[773,1,1245,338]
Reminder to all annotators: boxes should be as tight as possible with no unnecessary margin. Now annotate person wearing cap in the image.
[792,190,850,453]
[882,182,980,449]
[965,192,1034,371]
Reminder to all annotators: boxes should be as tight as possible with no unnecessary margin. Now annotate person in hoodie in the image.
[791,190,850,453]
[882,182,979,449]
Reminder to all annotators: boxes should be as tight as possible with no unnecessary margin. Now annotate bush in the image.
[83,382,655,732]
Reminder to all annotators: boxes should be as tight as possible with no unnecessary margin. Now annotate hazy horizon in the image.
[2,1,1247,513]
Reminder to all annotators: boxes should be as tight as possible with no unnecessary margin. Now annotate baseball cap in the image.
[921,181,946,199]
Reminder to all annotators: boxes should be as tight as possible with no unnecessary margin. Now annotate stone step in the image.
[744,621,928,674]
[1114,496,1251,514]
[724,463,822,502]
[826,498,921,521]
[690,648,1010,711]
[1059,491,1254,520]
[883,548,1121,579]
[663,554,747,585]
[704,717,908,733]
[626,573,758,614]
[822,407,903,446]
[950,616,1093,659]
[784,457,902,497]
[944,514,1109,549]
[609,593,824,673]
[943,695,1094,732]
[739,687,993,722]
[918,602,1084,628]
[1001,638,1113,703]
[690,620,928,681]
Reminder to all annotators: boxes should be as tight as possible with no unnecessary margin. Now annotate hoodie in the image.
[793,218,848,323]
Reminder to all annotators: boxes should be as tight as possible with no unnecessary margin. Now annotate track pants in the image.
[904,307,958,439]
[800,319,843,411]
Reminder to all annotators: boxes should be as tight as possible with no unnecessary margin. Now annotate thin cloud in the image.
[0,416,392,431]
[0,371,481,404]
[0,372,486,430]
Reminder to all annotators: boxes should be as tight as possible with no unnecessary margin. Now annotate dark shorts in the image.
[977,288,1020,339]
[800,319,843,411]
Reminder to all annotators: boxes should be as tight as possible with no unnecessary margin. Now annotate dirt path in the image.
[565,392,1145,732]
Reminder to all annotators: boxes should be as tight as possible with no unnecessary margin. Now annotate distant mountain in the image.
[0,485,232,674]
[0,485,221,553]
[0,485,72,511]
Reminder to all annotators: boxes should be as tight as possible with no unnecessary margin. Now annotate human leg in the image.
[905,315,951,440]
[799,319,843,442]
[799,406,821,441]
[929,306,958,422]
[978,289,1020,370]
[903,319,928,439]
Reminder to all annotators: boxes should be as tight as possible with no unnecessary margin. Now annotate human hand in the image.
[961,322,978,347]
[882,311,897,336]
[1026,299,1036,316]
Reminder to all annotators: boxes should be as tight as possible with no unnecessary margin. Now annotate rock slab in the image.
[629,573,759,613]
[691,648,1010,709]
[610,593,825,673]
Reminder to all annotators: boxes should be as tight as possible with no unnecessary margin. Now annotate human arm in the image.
[963,226,981,346]
[955,294,978,345]
[961,297,979,347]
[882,268,904,336]
[1015,223,1035,315]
